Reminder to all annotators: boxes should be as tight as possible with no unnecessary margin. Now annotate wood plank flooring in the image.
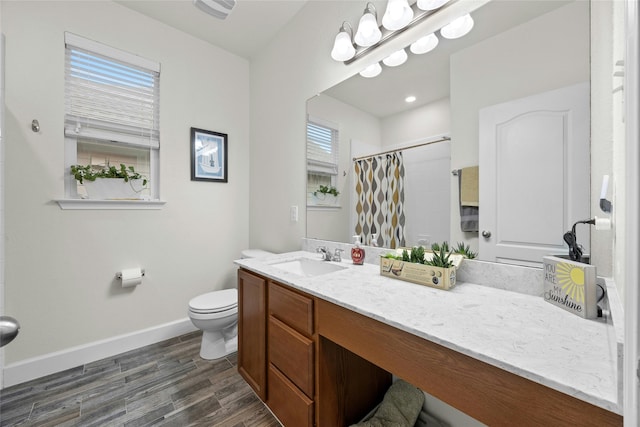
[0,331,281,426]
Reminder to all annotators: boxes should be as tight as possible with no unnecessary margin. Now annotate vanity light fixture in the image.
[355,3,382,47]
[440,13,474,39]
[382,0,414,31]
[383,48,408,67]
[331,0,475,67]
[331,22,356,62]
[410,32,439,54]
[359,62,383,78]
[192,0,236,20]
[416,0,450,11]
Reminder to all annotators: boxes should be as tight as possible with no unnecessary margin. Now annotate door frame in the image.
[624,0,639,424]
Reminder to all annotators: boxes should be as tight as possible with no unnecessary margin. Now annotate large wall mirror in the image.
[307,0,595,267]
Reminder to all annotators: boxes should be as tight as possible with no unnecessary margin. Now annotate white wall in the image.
[381,97,451,147]
[2,1,250,365]
[449,1,590,256]
[306,94,381,244]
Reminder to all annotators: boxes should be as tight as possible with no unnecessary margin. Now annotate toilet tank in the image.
[241,249,274,259]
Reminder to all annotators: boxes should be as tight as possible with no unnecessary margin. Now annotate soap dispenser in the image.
[351,235,365,265]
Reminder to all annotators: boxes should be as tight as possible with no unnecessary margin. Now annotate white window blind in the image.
[307,118,339,175]
[64,33,160,149]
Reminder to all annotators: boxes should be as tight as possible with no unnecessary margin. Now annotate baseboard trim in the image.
[2,318,198,388]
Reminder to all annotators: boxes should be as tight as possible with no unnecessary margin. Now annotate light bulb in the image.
[359,62,382,78]
[382,0,413,31]
[331,30,355,61]
[440,13,474,39]
[410,33,439,54]
[405,95,416,103]
[416,0,449,11]
[382,49,408,67]
[355,12,382,47]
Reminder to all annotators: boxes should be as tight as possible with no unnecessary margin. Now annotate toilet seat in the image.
[189,289,237,314]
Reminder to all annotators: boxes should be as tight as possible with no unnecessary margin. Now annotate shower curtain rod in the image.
[352,136,451,161]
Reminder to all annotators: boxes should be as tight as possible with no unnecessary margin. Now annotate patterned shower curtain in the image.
[354,152,406,249]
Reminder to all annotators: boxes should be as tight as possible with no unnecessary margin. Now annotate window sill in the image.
[55,199,166,210]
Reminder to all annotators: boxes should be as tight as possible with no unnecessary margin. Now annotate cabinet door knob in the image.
[481,230,492,238]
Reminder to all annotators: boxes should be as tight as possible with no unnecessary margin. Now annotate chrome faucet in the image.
[317,246,343,262]
[317,246,332,261]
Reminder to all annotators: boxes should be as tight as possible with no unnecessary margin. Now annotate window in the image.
[64,33,160,200]
[306,117,339,205]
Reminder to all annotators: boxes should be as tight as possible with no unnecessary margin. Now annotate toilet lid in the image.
[189,289,237,313]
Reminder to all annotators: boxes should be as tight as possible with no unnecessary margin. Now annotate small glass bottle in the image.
[351,235,365,265]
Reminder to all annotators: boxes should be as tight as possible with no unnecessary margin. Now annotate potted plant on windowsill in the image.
[70,163,148,200]
[312,185,340,206]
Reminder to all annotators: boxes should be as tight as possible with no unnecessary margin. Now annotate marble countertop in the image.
[235,251,621,414]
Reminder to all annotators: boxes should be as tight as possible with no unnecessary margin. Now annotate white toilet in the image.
[188,249,273,360]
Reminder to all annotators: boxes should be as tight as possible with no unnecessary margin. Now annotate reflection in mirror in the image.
[306,0,590,265]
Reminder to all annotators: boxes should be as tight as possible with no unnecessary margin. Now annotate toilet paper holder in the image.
[115,269,146,280]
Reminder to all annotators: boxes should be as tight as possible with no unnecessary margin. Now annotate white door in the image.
[478,82,590,267]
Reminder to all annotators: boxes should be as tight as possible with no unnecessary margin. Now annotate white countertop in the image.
[235,251,621,415]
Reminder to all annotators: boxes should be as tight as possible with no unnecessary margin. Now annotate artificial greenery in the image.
[70,163,148,186]
[313,185,340,197]
[453,242,477,259]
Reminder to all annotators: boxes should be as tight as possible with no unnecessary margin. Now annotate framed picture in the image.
[190,127,228,182]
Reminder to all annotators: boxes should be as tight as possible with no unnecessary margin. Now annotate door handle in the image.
[481,230,492,238]
[0,316,20,347]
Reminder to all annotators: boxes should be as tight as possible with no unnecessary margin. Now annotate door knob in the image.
[0,316,20,347]
[481,230,492,238]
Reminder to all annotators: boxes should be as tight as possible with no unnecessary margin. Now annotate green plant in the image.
[313,185,340,197]
[71,163,148,186]
[430,241,450,253]
[385,246,427,265]
[425,242,454,268]
[454,242,477,259]
[384,242,455,268]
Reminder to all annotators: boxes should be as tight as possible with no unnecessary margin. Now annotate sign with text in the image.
[543,256,598,319]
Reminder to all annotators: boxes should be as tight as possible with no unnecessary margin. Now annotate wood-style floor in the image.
[0,331,281,426]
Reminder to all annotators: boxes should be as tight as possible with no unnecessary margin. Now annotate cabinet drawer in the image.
[269,282,313,336]
[267,364,314,427]
[269,316,314,397]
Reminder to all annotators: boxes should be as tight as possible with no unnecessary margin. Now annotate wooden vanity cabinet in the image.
[238,268,391,427]
[237,269,267,401]
[267,281,315,427]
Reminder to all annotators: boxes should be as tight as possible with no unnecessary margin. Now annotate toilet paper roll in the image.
[595,217,612,231]
[120,267,143,288]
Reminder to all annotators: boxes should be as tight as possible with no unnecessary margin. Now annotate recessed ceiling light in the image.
[405,95,416,103]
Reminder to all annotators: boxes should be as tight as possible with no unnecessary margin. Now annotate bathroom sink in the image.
[270,258,347,277]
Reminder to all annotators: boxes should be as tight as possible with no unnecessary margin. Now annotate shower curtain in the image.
[354,152,406,249]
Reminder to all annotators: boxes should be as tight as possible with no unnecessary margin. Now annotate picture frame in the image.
[190,127,228,182]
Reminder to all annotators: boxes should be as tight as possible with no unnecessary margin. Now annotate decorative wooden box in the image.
[379,251,464,291]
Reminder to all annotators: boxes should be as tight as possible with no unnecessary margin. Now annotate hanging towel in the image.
[350,379,424,427]
[460,166,479,206]
[458,167,479,232]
